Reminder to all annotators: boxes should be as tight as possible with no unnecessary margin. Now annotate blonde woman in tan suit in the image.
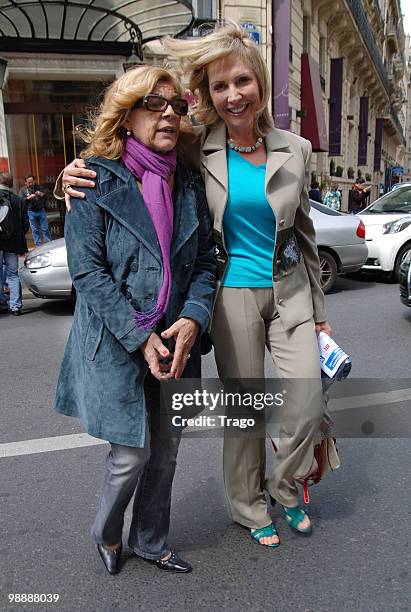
[58,23,332,549]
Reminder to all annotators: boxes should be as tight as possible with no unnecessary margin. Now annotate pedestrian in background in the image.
[308,181,323,203]
[1,253,7,295]
[19,174,52,247]
[323,183,342,211]
[0,172,29,315]
[348,178,370,214]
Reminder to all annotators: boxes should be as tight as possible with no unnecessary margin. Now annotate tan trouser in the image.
[210,287,323,529]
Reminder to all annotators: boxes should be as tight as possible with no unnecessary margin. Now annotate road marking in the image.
[329,387,411,412]
[1,388,410,458]
[0,433,107,458]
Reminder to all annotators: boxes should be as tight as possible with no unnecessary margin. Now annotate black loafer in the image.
[148,551,192,573]
[11,309,21,316]
[97,543,122,575]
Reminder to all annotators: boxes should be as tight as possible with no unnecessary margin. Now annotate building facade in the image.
[0,0,409,222]
[404,34,411,182]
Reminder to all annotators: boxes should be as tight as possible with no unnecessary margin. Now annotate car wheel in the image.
[393,243,411,281]
[318,249,338,293]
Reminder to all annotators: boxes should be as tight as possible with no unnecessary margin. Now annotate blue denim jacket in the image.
[54,156,217,447]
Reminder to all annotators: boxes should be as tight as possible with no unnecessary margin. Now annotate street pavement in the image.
[0,273,410,612]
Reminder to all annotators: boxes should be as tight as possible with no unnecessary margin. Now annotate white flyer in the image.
[318,332,349,378]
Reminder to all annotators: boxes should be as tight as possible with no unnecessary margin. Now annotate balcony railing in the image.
[386,19,400,43]
[394,54,405,77]
[346,0,389,94]
[389,103,405,144]
[373,0,384,30]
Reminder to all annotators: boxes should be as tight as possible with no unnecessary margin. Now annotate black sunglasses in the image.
[133,93,189,116]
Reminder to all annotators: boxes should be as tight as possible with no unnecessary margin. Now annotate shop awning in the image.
[300,52,328,152]
[0,0,194,54]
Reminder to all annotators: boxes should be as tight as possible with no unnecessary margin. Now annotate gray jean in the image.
[91,375,181,560]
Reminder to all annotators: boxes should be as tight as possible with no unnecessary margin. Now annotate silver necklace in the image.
[227,136,263,153]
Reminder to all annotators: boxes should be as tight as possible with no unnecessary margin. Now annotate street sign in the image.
[391,166,404,176]
[241,21,261,45]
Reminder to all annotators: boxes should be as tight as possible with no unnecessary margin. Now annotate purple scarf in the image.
[122,135,176,330]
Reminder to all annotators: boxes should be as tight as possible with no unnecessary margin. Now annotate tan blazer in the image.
[195,121,326,331]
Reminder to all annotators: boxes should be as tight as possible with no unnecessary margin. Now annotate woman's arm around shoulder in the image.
[53,159,96,201]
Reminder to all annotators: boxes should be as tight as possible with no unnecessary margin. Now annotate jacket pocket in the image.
[273,227,302,281]
[178,261,194,293]
[84,312,104,361]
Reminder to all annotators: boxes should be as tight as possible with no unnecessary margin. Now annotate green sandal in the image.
[283,506,313,536]
[250,523,280,547]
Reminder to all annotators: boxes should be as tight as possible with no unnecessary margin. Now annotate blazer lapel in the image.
[201,122,228,189]
[201,122,228,229]
[265,128,294,190]
[96,175,161,263]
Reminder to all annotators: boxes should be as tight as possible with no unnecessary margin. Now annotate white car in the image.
[391,182,411,191]
[359,185,411,279]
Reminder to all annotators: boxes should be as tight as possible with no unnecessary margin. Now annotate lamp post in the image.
[123,25,144,72]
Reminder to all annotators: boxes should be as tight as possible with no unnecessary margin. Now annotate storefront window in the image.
[4,79,110,238]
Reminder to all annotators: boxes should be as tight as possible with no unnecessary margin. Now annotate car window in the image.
[310,200,342,216]
[363,188,411,214]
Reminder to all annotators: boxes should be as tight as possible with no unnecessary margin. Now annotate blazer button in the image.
[279,219,285,226]
[278,298,284,305]
[276,259,281,265]
[130,262,138,272]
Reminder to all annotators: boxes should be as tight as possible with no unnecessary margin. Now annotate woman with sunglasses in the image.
[54,65,216,575]
[58,23,332,549]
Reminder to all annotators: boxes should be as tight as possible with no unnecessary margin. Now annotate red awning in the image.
[300,53,328,152]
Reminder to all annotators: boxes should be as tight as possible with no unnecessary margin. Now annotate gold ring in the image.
[63,183,71,193]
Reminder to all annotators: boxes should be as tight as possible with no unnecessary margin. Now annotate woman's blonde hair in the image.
[80,65,188,159]
[164,22,273,137]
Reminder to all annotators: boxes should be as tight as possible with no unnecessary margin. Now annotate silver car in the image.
[19,201,367,298]
[19,238,73,300]
[310,200,368,292]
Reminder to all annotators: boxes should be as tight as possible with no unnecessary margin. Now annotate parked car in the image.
[391,182,411,191]
[20,200,367,299]
[359,185,411,279]
[19,238,73,299]
[309,200,368,293]
[399,249,411,307]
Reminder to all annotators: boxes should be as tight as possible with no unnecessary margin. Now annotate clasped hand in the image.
[140,318,199,381]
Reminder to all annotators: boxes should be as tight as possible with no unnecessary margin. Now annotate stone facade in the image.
[404,34,411,182]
